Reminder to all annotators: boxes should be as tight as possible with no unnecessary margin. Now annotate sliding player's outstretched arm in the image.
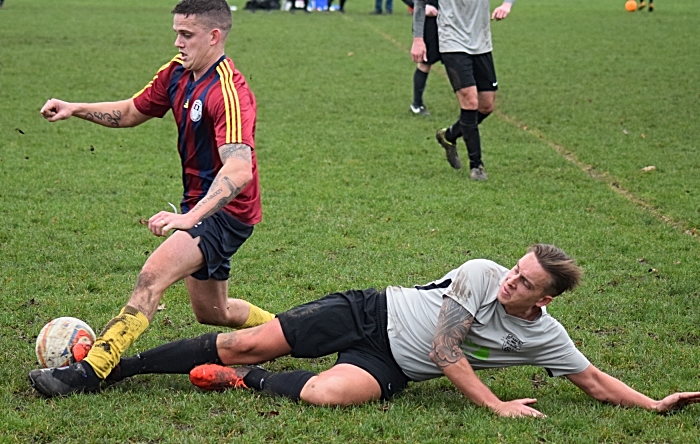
[567,364,700,412]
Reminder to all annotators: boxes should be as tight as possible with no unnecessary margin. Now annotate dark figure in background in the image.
[327,0,347,12]
[373,0,392,14]
[638,0,654,11]
[410,0,439,116]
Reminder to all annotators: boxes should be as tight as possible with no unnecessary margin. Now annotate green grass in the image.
[1,0,699,442]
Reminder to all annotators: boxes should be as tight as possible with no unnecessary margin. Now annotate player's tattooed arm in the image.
[84,110,122,127]
[219,143,253,164]
[189,143,252,220]
[430,297,474,370]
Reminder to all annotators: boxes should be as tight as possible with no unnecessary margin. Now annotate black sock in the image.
[110,332,221,382]
[412,69,429,107]
[477,111,491,125]
[445,119,461,143]
[243,368,316,402]
[459,109,482,169]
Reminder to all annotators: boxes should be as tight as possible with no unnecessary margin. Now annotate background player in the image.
[412,0,514,180]
[409,0,440,116]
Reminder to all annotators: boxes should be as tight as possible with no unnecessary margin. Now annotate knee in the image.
[456,91,478,110]
[478,103,494,115]
[300,376,352,406]
[478,93,496,115]
[215,331,257,362]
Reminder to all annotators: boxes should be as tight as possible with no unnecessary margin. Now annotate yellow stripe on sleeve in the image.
[215,65,233,143]
[217,60,242,144]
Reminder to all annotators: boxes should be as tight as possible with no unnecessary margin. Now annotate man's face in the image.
[497,252,553,317]
[173,14,213,74]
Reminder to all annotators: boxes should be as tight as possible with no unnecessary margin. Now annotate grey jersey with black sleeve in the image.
[385,259,590,382]
[412,0,513,55]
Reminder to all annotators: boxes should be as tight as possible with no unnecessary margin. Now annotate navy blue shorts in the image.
[186,211,253,281]
[441,51,498,92]
[277,289,410,400]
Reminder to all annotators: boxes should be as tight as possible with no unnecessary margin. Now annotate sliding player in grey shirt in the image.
[34,244,700,418]
[412,0,514,180]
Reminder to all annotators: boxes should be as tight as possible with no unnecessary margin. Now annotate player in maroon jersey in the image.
[31,0,275,397]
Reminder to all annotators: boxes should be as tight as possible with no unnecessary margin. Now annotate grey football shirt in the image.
[386,259,590,381]
[413,0,494,54]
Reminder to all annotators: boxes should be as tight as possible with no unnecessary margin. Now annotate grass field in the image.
[1,0,699,442]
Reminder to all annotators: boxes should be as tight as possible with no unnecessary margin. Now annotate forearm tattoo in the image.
[190,144,251,219]
[431,297,474,370]
[85,110,122,127]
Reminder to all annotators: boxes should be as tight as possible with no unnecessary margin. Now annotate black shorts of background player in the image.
[410,0,440,116]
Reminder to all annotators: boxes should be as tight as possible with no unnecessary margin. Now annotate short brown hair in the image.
[528,244,582,296]
[172,0,232,35]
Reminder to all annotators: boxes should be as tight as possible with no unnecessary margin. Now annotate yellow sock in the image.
[238,301,275,329]
[84,306,149,379]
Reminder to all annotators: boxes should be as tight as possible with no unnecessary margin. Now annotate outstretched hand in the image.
[40,98,73,122]
[653,392,700,413]
[492,398,545,418]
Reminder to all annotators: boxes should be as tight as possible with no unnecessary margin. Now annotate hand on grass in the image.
[492,398,545,418]
[653,392,700,413]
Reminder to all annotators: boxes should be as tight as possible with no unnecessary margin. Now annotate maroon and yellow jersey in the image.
[132,54,261,225]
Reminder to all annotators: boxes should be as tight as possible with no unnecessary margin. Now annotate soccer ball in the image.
[35,317,96,368]
[625,0,637,11]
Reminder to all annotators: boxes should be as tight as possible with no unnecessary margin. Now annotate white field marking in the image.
[363,24,697,241]
[495,111,697,240]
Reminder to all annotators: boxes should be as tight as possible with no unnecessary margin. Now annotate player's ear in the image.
[210,28,222,46]
[535,295,553,308]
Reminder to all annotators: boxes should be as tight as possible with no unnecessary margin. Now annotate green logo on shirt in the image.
[464,339,490,360]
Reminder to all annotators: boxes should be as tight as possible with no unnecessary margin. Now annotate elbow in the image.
[241,170,253,187]
[429,349,438,365]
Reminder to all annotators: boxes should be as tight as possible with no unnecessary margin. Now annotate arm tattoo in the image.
[219,143,252,164]
[431,297,474,370]
[189,144,251,219]
[85,110,122,127]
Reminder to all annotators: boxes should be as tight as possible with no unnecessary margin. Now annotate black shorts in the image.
[186,211,253,281]
[423,16,441,66]
[277,289,410,400]
[441,52,498,92]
